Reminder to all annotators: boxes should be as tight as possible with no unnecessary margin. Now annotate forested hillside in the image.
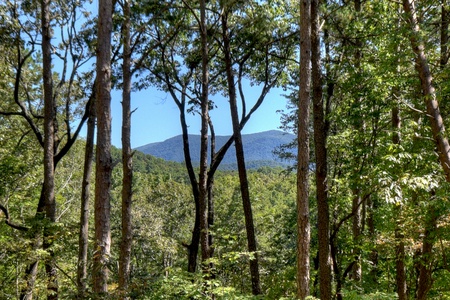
[2,0,450,299]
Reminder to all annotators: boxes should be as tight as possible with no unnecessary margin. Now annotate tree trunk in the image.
[77,96,96,298]
[311,0,331,297]
[403,0,450,182]
[403,3,446,298]
[416,198,438,300]
[366,197,379,285]
[178,96,201,273]
[392,106,407,299]
[351,0,363,283]
[199,0,211,269]
[93,0,113,294]
[41,0,58,297]
[441,1,448,67]
[207,121,216,262]
[119,0,133,296]
[297,0,311,298]
[351,191,362,281]
[221,10,261,295]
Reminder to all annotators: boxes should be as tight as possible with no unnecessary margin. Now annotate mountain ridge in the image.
[135,130,295,169]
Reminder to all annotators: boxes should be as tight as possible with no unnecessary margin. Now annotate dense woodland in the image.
[2,0,450,299]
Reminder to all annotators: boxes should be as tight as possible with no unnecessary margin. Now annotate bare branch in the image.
[0,204,29,231]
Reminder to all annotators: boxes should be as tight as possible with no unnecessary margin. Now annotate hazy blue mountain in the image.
[135,130,295,169]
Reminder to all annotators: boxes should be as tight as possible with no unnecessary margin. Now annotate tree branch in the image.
[0,204,29,231]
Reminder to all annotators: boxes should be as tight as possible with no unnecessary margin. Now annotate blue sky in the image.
[110,85,289,149]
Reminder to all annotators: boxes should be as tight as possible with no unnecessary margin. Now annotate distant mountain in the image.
[135,130,296,169]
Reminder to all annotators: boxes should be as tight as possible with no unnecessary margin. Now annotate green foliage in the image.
[341,290,398,300]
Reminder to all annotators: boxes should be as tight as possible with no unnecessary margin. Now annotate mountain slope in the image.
[135,130,295,169]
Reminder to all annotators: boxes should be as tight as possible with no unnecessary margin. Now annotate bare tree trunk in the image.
[351,191,362,281]
[93,0,113,294]
[77,96,95,298]
[441,0,448,67]
[351,0,363,283]
[41,0,58,297]
[119,0,133,296]
[403,0,450,182]
[199,0,211,269]
[207,121,216,263]
[297,0,311,298]
[311,0,331,297]
[392,105,407,300]
[178,98,201,273]
[366,197,379,285]
[221,9,261,295]
[416,199,438,300]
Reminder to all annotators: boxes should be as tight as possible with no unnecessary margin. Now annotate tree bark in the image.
[119,0,133,296]
[199,0,211,269]
[416,198,438,300]
[77,96,96,298]
[351,0,363,283]
[351,191,362,281]
[41,0,58,297]
[392,105,407,300]
[297,0,311,298]
[311,0,331,297]
[441,1,448,67]
[93,0,113,294]
[179,93,201,273]
[403,0,450,182]
[221,9,261,295]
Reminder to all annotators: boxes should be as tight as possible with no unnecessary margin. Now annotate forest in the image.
[1,0,450,299]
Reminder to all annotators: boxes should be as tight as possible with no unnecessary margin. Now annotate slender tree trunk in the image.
[392,106,407,299]
[119,0,133,296]
[221,10,261,295]
[403,0,450,182]
[207,121,216,262]
[77,96,96,298]
[366,197,379,284]
[41,0,58,297]
[93,0,113,294]
[416,198,438,300]
[392,51,407,298]
[297,0,311,298]
[441,1,448,67]
[179,100,201,273]
[311,0,331,297]
[351,0,363,283]
[351,191,362,281]
[199,0,211,269]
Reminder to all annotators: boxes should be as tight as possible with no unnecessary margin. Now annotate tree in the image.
[402,1,450,297]
[41,0,59,298]
[118,0,133,296]
[403,0,450,182]
[297,0,311,298]
[311,0,331,298]
[0,1,95,298]
[141,0,293,278]
[220,4,261,294]
[77,89,96,297]
[93,0,114,294]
